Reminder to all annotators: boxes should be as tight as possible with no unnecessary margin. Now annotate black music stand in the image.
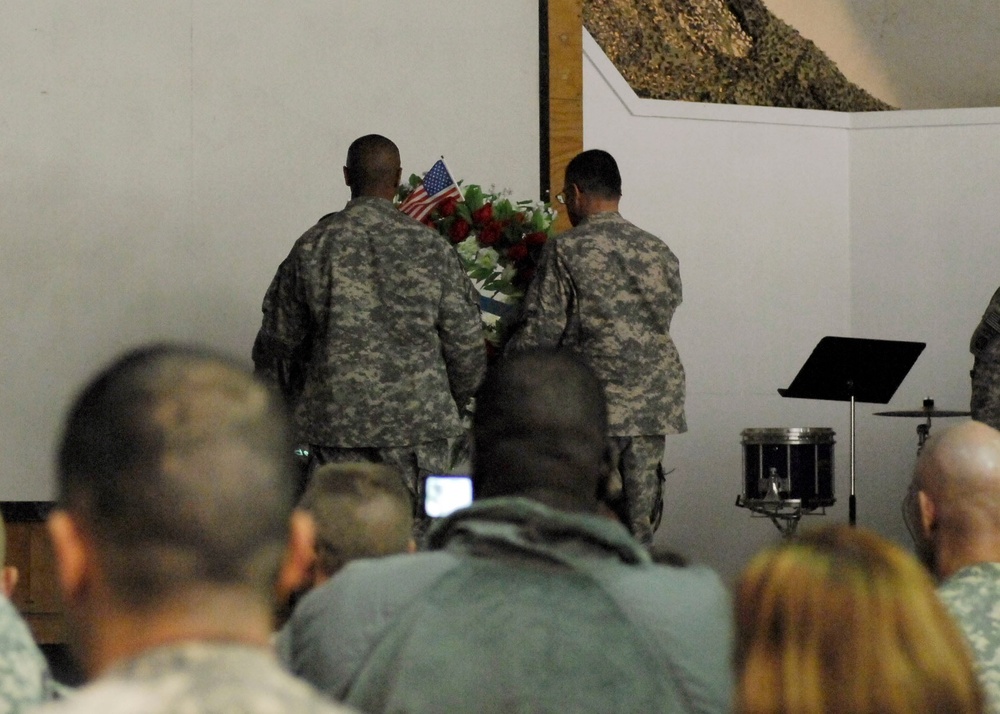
[778,336,925,526]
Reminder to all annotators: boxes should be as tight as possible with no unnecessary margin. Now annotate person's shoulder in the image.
[36,646,357,714]
[940,562,1000,599]
[296,551,459,618]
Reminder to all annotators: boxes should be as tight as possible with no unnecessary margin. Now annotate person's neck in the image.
[935,532,1000,580]
[579,197,620,218]
[81,586,273,680]
[350,188,395,201]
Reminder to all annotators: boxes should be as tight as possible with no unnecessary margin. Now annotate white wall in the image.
[584,32,1000,581]
[0,2,539,500]
[849,111,1000,554]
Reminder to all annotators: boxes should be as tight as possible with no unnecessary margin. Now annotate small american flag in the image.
[399,159,463,222]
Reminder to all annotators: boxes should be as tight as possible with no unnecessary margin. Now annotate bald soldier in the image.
[253,135,486,507]
[912,420,1000,714]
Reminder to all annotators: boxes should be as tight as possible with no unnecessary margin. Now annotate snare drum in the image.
[741,428,835,510]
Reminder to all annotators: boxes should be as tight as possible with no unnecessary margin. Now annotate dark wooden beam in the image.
[541,0,583,233]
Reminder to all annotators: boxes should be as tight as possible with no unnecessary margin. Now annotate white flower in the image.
[456,236,479,262]
[475,248,500,271]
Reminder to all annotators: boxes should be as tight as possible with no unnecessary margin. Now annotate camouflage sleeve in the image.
[0,597,55,709]
[252,252,312,402]
[504,240,574,354]
[438,252,487,413]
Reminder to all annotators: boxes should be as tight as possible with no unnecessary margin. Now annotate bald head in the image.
[472,349,609,513]
[915,420,1000,577]
[344,134,402,200]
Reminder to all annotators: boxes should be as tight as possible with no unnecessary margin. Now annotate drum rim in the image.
[741,427,836,443]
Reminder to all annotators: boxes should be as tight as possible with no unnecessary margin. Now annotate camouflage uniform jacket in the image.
[971,287,1000,431]
[506,211,686,436]
[36,642,354,714]
[938,563,1000,714]
[0,595,59,712]
[253,196,486,448]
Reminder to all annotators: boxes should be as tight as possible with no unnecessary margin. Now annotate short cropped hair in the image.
[345,134,401,195]
[564,149,622,200]
[734,525,983,714]
[299,463,413,578]
[56,344,297,610]
[472,349,608,508]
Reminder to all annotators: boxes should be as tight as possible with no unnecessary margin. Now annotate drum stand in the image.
[737,468,806,537]
[776,336,925,527]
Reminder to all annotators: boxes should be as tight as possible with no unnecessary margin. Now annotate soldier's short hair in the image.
[565,149,622,200]
[56,344,297,609]
[299,463,412,578]
[472,348,608,508]
[345,134,401,195]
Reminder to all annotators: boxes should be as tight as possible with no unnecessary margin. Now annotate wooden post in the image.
[541,0,583,233]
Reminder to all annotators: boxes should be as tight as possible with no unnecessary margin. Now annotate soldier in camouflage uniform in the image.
[505,150,685,546]
[912,420,1000,714]
[40,345,355,714]
[971,286,1000,431]
[253,135,485,512]
[0,514,61,711]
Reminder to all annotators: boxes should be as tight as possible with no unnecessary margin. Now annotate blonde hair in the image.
[734,525,983,714]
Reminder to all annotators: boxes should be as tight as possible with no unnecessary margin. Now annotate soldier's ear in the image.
[917,490,937,538]
[343,166,351,187]
[47,510,92,604]
[276,509,316,603]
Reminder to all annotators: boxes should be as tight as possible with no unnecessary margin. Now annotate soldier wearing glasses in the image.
[506,149,686,546]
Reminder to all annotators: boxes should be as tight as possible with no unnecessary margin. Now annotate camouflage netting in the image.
[584,0,894,111]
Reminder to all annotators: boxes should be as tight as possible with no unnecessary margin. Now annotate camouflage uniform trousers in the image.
[607,435,666,547]
[972,336,1000,431]
[307,436,469,542]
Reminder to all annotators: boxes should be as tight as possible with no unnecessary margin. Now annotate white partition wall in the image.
[584,32,1000,580]
[0,3,539,500]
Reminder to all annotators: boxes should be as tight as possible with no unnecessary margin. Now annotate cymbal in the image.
[873,408,970,418]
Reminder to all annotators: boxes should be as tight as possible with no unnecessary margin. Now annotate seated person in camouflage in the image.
[252,134,486,512]
[911,420,1000,714]
[39,344,355,714]
[300,463,415,586]
[0,512,60,710]
[506,149,686,546]
[273,463,416,661]
[971,286,1000,431]
[282,349,732,714]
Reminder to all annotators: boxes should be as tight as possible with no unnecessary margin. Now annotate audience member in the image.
[913,420,1000,713]
[282,348,732,714]
[253,134,486,507]
[735,524,983,714]
[0,512,60,709]
[39,344,354,714]
[299,463,415,585]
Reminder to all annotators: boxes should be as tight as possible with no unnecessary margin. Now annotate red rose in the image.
[525,231,548,246]
[438,197,458,217]
[449,219,471,242]
[507,241,529,261]
[478,222,502,246]
[515,266,536,287]
[472,203,493,225]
